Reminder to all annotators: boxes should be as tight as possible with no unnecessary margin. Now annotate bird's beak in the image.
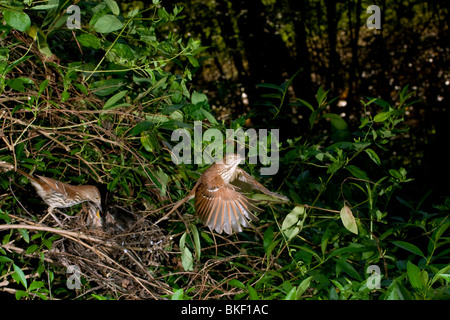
[96,204,102,219]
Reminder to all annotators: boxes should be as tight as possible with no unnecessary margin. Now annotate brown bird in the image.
[162,153,289,235]
[0,161,102,228]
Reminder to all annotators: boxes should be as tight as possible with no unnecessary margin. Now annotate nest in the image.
[0,32,265,300]
[0,31,184,298]
[1,202,176,299]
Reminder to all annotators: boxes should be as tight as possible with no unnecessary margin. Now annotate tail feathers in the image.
[0,161,15,172]
[0,160,37,182]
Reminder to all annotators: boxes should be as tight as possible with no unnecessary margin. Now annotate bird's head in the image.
[218,153,243,182]
[82,185,102,213]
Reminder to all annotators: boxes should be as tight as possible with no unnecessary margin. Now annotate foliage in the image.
[0,1,448,301]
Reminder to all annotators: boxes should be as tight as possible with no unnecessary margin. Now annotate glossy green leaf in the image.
[191,91,208,105]
[77,33,102,49]
[94,15,123,33]
[393,241,425,258]
[373,111,392,122]
[171,288,184,300]
[18,228,30,243]
[281,206,306,240]
[335,258,363,281]
[407,261,422,290]
[229,279,246,290]
[104,0,120,15]
[284,287,296,300]
[2,9,31,32]
[103,90,128,109]
[296,276,313,299]
[365,148,381,166]
[345,165,369,180]
[13,264,27,289]
[247,284,259,300]
[179,232,193,271]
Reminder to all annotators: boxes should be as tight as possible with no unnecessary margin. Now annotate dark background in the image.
[152,0,449,209]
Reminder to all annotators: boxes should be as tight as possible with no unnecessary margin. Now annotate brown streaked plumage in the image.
[0,161,102,227]
[162,154,289,235]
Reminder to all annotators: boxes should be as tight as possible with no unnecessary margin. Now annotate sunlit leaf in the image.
[340,205,358,234]
[94,15,123,33]
[179,232,193,271]
[2,9,31,32]
[282,206,306,241]
[407,261,423,290]
[13,264,27,289]
[373,111,392,122]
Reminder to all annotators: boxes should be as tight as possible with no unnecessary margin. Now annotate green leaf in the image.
[228,279,246,290]
[323,113,351,142]
[42,239,53,250]
[179,232,193,271]
[13,264,27,289]
[93,15,123,33]
[281,206,305,230]
[392,241,425,258]
[90,78,125,96]
[295,98,315,112]
[340,205,358,235]
[430,265,450,286]
[433,221,450,244]
[389,169,402,180]
[328,244,367,259]
[247,284,259,300]
[364,148,381,166]
[103,90,128,109]
[281,206,306,240]
[171,288,184,300]
[407,261,426,290]
[263,227,273,254]
[15,290,29,300]
[190,224,201,261]
[256,83,283,92]
[321,227,331,255]
[335,258,363,281]
[2,9,31,32]
[345,165,369,180]
[130,121,153,136]
[296,276,313,299]
[191,91,208,105]
[200,108,218,125]
[18,228,30,243]
[373,111,392,122]
[26,244,39,254]
[0,256,13,263]
[385,280,407,300]
[77,33,102,49]
[29,280,44,292]
[30,4,59,10]
[6,77,34,92]
[284,287,296,300]
[110,42,134,60]
[61,90,70,102]
[104,0,120,15]
[187,55,199,67]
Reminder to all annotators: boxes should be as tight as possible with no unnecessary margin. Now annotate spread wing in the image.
[231,168,289,202]
[195,181,261,235]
